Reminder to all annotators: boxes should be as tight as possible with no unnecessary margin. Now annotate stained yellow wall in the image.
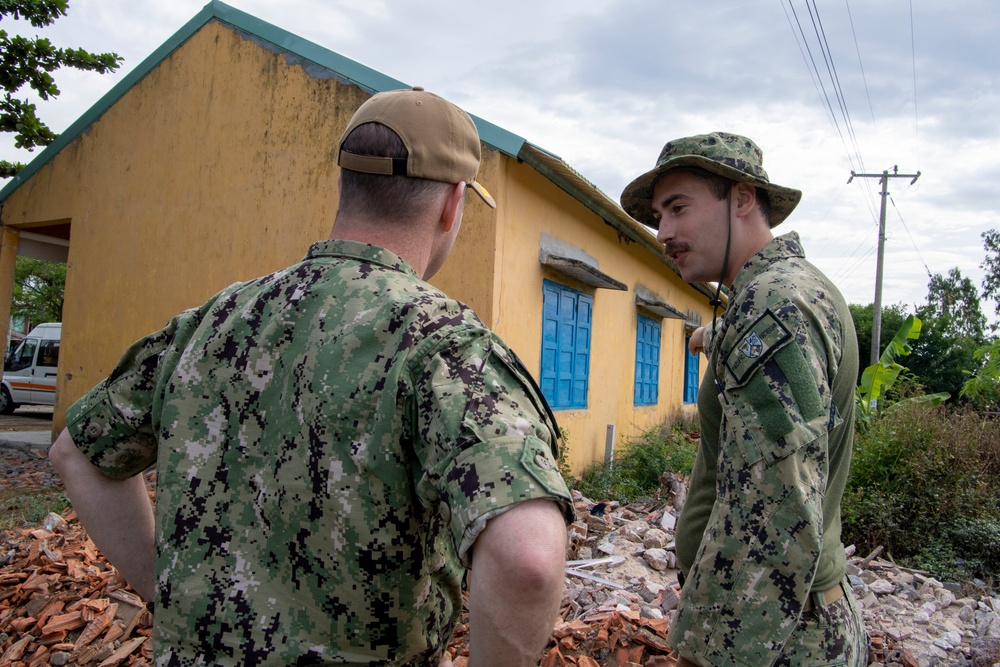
[486,162,711,475]
[0,21,499,432]
[429,150,501,325]
[1,19,712,472]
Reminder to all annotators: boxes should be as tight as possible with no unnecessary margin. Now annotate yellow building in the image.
[0,1,717,475]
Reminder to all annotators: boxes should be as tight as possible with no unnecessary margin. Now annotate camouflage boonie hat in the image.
[620,132,802,229]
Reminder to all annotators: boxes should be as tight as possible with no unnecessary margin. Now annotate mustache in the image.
[664,241,691,255]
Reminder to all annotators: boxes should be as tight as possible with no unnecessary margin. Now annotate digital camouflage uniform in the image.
[669,232,866,666]
[66,239,574,667]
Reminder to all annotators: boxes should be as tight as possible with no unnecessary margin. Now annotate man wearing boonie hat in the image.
[621,132,865,666]
[51,87,574,667]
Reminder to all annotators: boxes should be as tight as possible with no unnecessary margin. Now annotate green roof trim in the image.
[0,0,524,202]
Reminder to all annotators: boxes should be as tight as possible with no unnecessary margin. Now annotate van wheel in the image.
[0,386,15,415]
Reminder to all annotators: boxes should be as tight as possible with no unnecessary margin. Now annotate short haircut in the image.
[337,122,450,221]
[671,167,772,223]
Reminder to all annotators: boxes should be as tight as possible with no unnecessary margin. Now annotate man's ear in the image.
[733,182,757,217]
[441,182,467,233]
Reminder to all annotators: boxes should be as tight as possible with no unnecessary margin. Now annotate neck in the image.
[329,215,435,278]
[723,225,773,287]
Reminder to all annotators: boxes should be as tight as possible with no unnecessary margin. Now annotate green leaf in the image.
[855,315,951,430]
[1,0,122,164]
[882,392,951,417]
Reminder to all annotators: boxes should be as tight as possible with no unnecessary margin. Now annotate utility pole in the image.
[847,167,920,366]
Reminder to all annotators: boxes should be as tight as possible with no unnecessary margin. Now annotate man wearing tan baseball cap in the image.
[52,87,573,667]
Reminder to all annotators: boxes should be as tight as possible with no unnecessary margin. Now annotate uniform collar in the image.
[303,239,419,278]
[730,231,805,296]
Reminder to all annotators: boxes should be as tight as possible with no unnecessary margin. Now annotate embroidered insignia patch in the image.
[738,332,764,359]
[725,310,791,384]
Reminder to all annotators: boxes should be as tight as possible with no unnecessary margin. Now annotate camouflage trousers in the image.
[773,583,868,666]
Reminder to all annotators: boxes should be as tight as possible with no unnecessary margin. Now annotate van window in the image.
[38,340,59,368]
[5,339,37,372]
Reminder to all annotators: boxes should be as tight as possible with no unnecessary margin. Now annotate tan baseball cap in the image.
[337,87,496,208]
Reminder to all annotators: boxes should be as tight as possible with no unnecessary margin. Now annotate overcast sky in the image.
[4,0,999,319]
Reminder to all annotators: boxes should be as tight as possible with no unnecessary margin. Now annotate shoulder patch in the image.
[725,309,791,384]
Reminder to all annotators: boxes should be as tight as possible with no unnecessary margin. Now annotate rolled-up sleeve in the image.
[408,328,574,566]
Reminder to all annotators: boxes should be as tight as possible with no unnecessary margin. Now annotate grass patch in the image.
[571,422,698,504]
[0,487,69,532]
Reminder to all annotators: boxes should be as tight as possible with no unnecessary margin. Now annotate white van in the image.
[1,322,60,414]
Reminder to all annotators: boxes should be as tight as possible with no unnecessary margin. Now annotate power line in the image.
[786,1,846,150]
[845,0,878,136]
[811,184,882,288]
[828,190,880,285]
[781,1,836,130]
[811,183,850,257]
[832,209,879,279]
[832,233,878,285]
[909,0,920,168]
[890,193,932,279]
[806,0,867,175]
[833,246,878,288]
[783,0,931,332]
[784,1,880,214]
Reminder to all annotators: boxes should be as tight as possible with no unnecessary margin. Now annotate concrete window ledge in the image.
[539,233,626,291]
[634,285,685,320]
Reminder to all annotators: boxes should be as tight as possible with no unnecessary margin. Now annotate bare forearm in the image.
[49,429,155,600]
[467,499,566,667]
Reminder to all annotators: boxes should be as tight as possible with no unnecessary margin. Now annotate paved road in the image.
[0,406,54,451]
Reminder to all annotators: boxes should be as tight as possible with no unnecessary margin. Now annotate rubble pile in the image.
[0,449,61,493]
[853,550,1000,667]
[2,445,999,666]
[0,510,153,666]
[553,491,1000,667]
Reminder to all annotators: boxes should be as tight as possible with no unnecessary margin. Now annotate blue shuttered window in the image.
[634,314,660,406]
[540,280,591,409]
[683,335,699,404]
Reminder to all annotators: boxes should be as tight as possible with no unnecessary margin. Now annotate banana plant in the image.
[856,315,950,432]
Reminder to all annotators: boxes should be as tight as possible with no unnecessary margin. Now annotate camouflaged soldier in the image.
[621,132,866,666]
[50,87,574,667]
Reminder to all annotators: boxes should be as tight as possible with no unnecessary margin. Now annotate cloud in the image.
[2,0,998,317]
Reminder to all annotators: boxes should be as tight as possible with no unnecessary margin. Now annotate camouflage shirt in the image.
[669,232,859,666]
[66,239,574,667]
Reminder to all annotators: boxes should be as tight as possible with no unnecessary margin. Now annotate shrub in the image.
[842,404,1000,583]
[911,517,1000,586]
[572,422,697,503]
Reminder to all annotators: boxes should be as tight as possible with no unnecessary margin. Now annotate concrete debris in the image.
[4,444,1000,666]
[658,472,687,514]
[969,637,1000,667]
[642,549,673,572]
[562,490,1000,667]
[641,529,670,550]
[843,550,999,666]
